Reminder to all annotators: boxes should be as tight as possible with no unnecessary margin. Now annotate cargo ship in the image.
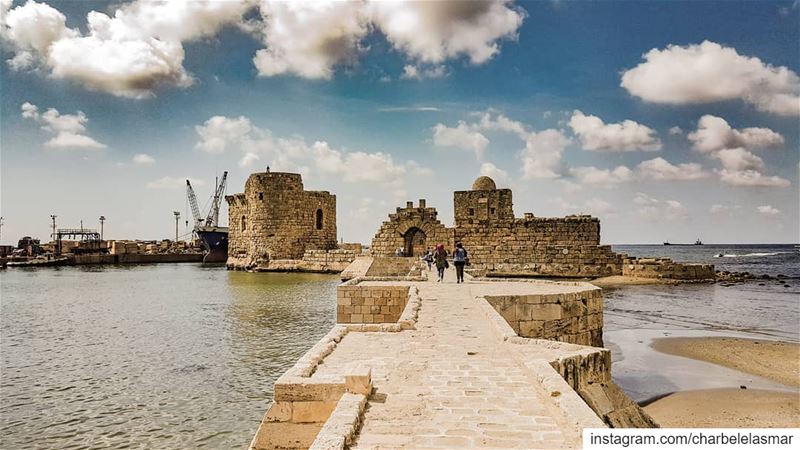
[195,225,228,263]
[187,172,228,263]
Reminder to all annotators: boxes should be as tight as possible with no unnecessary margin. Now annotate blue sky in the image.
[1,0,798,244]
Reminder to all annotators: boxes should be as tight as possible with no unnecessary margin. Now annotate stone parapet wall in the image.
[249,326,372,450]
[484,286,604,347]
[337,284,410,324]
[622,257,715,280]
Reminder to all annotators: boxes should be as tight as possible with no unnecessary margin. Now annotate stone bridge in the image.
[248,268,656,450]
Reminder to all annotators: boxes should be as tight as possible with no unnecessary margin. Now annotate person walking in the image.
[453,242,468,283]
[433,244,448,282]
[422,248,433,271]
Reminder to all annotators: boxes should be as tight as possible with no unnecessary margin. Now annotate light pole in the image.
[99,216,106,240]
[0,216,4,244]
[173,211,180,242]
[50,215,58,255]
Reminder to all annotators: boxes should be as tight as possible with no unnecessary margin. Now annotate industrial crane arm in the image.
[205,171,228,227]
[186,180,203,227]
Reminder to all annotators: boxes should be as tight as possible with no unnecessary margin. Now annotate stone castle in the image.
[371,176,623,278]
[226,172,338,271]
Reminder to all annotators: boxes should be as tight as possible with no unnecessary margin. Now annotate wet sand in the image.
[652,337,800,388]
[591,275,678,288]
[645,388,800,428]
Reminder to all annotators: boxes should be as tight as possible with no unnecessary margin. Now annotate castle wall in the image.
[453,188,515,225]
[226,172,337,270]
[369,200,452,257]
[455,216,623,277]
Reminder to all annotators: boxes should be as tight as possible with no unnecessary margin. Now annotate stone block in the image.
[345,368,372,395]
[530,304,562,321]
[519,320,544,337]
[265,401,293,422]
[292,400,339,423]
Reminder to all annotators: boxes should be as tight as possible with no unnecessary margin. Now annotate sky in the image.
[1,0,798,245]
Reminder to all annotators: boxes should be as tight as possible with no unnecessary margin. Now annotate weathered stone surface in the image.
[226,171,337,271]
[369,177,625,277]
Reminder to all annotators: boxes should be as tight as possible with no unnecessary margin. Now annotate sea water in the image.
[606,244,800,401]
[1,245,798,447]
[0,265,339,449]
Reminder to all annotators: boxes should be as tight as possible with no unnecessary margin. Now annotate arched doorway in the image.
[403,227,426,257]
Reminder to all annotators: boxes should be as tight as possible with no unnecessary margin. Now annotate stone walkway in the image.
[313,270,590,449]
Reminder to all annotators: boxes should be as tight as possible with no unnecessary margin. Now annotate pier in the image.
[250,269,655,450]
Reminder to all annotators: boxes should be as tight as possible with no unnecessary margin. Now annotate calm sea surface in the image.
[1,245,798,448]
[1,265,338,449]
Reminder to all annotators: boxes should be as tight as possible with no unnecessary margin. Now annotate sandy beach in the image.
[645,388,800,428]
[652,336,800,388]
[643,336,800,427]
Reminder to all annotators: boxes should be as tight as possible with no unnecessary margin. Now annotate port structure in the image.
[54,228,100,256]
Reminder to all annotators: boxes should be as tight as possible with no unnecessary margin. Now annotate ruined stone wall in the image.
[622,257,715,280]
[369,200,452,257]
[226,172,337,270]
[455,216,623,277]
[484,288,604,347]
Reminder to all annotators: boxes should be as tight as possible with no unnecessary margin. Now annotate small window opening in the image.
[469,208,475,216]
[315,209,324,230]
[241,215,247,231]
[490,207,496,215]
[259,192,264,201]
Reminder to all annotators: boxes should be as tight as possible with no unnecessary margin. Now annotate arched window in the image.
[241,215,247,231]
[315,209,323,230]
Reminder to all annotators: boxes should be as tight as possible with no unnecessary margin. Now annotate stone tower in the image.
[453,176,514,226]
[225,171,337,270]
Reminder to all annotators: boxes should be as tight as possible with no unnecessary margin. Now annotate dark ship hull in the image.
[196,226,228,263]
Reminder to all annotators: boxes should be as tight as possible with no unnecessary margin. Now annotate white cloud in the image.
[478,162,509,185]
[570,165,634,187]
[685,115,788,188]
[253,0,367,79]
[688,115,784,153]
[621,41,800,116]
[239,152,260,168]
[3,0,251,97]
[710,204,739,215]
[401,64,447,80]
[195,116,255,154]
[634,192,688,222]
[668,126,683,135]
[368,0,525,65]
[194,114,417,188]
[756,205,781,216]
[431,121,489,158]
[472,112,570,180]
[252,0,524,79]
[568,110,661,151]
[717,169,791,188]
[520,129,570,180]
[713,147,764,172]
[20,101,106,149]
[637,157,708,181]
[146,176,206,190]
[132,153,155,165]
[377,106,441,112]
